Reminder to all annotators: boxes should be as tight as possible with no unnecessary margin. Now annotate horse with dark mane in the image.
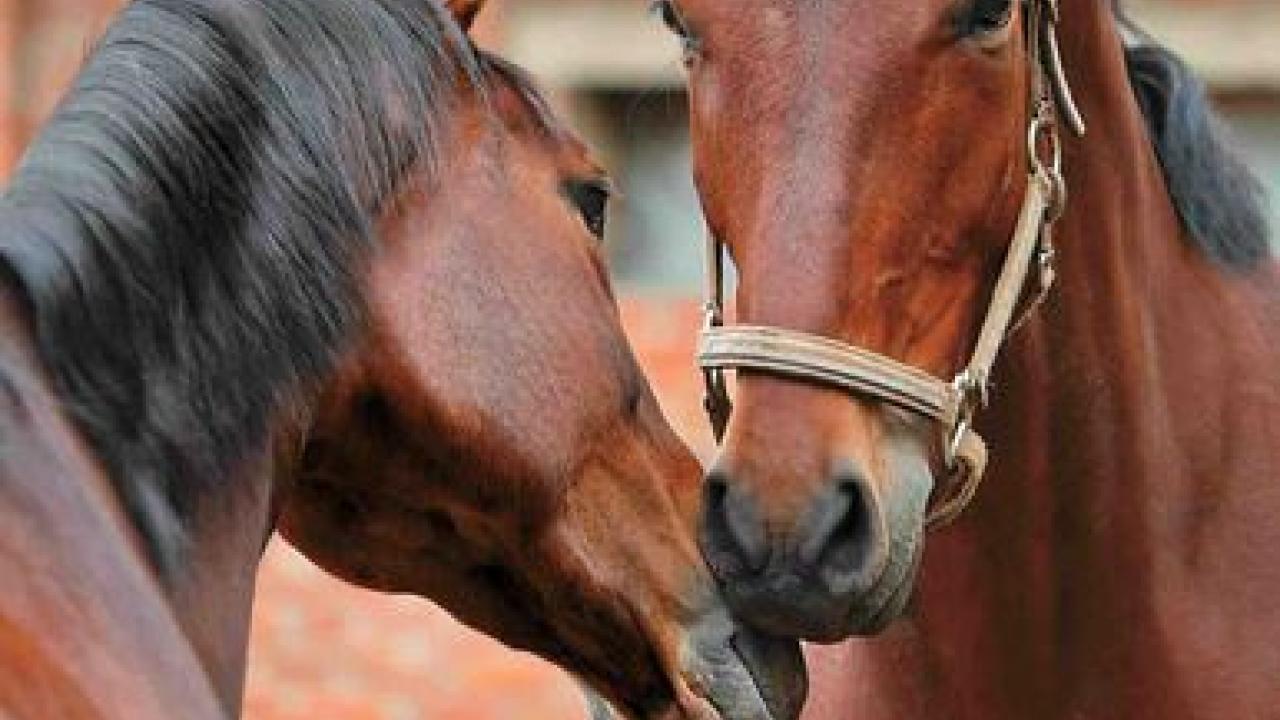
[0,1,806,718]
[653,0,1278,715]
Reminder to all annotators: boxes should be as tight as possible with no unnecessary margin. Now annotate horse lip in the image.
[577,605,806,720]
[726,628,807,720]
[681,608,807,720]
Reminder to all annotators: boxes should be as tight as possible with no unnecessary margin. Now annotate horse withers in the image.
[656,0,1279,715]
[0,1,805,718]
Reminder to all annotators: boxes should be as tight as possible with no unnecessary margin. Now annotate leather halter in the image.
[697,0,1085,528]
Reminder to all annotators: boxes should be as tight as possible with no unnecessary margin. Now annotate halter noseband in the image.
[697,0,1084,528]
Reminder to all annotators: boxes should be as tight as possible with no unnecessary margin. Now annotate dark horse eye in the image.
[564,179,611,239]
[651,0,701,60]
[652,0,689,37]
[958,0,1016,38]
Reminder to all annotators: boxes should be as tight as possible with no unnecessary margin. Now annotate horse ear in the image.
[445,0,485,31]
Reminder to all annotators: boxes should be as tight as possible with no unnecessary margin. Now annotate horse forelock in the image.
[0,0,490,574]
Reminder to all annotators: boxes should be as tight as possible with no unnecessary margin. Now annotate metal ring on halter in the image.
[1027,112,1068,222]
[943,411,973,471]
[1027,112,1062,176]
[1044,169,1068,223]
[702,301,721,332]
[943,370,984,469]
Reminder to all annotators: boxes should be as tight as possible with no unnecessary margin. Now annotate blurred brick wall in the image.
[0,0,122,172]
[0,0,504,173]
[0,4,712,718]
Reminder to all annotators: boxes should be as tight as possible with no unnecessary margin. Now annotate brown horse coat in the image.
[655,0,1280,715]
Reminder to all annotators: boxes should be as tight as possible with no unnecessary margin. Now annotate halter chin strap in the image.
[697,0,1083,528]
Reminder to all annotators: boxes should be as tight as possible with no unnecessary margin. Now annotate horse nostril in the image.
[798,474,878,595]
[701,470,769,575]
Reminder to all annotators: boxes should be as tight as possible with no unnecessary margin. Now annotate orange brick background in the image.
[0,4,714,716]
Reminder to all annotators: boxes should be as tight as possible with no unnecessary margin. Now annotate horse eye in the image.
[564,179,611,240]
[958,0,1015,39]
[651,0,701,61]
[652,0,689,38]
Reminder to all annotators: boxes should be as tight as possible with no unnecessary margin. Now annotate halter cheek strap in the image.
[697,0,1082,528]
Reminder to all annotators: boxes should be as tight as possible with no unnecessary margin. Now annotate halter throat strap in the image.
[697,0,1081,528]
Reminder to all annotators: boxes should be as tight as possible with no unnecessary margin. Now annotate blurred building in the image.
[1128,0,1280,232]
[3,1,1277,290]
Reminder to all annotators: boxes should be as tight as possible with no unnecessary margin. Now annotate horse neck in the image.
[0,278,274,717]
[167,451,287,714]
[994,0,1280,553]
[996,0,1193,496]
[945,0,1280,705]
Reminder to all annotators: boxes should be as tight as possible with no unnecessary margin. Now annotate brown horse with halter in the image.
[0,1,807,718]
[654,0,1278,715]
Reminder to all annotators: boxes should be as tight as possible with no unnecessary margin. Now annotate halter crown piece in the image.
[697,0,1084,528]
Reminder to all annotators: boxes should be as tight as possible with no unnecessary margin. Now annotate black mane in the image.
[1115,8,1272,268]
[0,0,484,572]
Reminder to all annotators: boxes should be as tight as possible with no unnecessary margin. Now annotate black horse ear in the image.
[445,0,485,31]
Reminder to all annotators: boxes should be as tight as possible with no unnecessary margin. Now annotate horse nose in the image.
[701,464,886,595]
[797,469,884,595]
[700,469,770,575]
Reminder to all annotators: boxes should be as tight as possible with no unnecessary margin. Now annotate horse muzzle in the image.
[581,606,806,720]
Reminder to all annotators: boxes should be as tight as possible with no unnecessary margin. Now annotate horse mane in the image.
[0,0,484,573]
[1112,4,1272,269]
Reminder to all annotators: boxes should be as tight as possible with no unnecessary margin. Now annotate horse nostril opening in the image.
[800,477,878,594]
[701,471,769,575]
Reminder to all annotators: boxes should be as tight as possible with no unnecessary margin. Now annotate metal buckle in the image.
[1026,104,1061,175]
[1028,105,1068,224]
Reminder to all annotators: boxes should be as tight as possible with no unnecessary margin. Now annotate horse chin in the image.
[840,518,924,637]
